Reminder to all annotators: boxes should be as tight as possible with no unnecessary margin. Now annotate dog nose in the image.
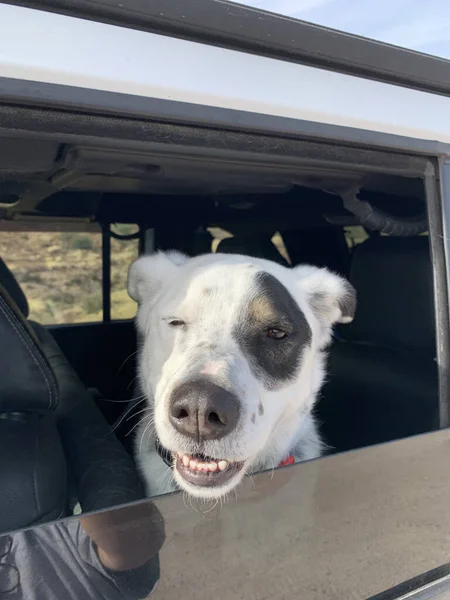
[169,380,240,441]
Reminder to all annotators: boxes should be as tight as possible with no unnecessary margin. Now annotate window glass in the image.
[0,230,102,324]
[110,224,139,320]
[344,225,368,248]
[209,227,233,252]
[209,227,290,263]
[271,232,291,264]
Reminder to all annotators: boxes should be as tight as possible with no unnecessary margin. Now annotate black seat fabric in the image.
[0,259,146,515]
[341,236,435,352]
[281,227,350,275]
[0,285,67,532]
[0,258,29,317]
[317,235,439,453]
[216,234,289,266]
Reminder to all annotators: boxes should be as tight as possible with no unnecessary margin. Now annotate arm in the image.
[79,500,165,572]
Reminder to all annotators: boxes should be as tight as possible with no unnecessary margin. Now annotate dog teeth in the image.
[179,454,230,473]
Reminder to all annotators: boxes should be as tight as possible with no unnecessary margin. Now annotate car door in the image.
[1,2,450,599]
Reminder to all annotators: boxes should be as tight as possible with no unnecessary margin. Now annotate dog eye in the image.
[267,328,288,340]
[168,319,186,327]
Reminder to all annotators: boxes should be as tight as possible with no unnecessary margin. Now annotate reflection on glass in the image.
[0,501,164,600]
[0,536,19,595]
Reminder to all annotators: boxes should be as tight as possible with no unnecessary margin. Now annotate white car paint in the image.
[0,4,449,143]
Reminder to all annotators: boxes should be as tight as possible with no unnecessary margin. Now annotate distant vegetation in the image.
[0,225,138,324]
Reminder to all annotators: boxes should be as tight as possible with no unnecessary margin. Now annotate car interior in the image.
[0,133,440,533]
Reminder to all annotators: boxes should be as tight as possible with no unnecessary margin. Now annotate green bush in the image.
[82,293,102,314]
[70,235,94,251]
[20,271,42,284]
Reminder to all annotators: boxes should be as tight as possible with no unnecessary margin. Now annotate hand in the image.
[80,500,165,572]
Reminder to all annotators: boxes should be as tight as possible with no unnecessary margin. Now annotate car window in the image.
[209,226,233,252]
[0,224,139,324]
[344,225,369,249]
[2,431,450,599]
[0,229,102,324]
[209,227,291,263]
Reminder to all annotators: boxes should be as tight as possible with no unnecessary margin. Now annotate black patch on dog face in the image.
[234,271,312,389]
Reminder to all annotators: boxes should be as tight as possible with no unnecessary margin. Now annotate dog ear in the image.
[128,251,188,303]
[294,265,356,327]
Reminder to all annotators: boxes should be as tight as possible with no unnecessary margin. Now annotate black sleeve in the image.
[100,553,161,600]
[69,519,161,600]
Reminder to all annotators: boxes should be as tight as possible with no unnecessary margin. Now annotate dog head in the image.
[129,251,355,499]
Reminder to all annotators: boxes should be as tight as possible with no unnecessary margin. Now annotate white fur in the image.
[128,251,355,500]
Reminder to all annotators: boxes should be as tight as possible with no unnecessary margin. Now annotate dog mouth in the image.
[175,453,245,488]
[156,439,246,488]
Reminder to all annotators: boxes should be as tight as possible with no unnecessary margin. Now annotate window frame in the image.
[3,0,450,97]
[103,221,143,323]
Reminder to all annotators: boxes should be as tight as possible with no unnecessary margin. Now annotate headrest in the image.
[0,285,58,412]
[345,235,435,353]
[216,235,290,267]
[0,258,29,317]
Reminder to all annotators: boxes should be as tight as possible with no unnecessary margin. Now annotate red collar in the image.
[278,455,295,467]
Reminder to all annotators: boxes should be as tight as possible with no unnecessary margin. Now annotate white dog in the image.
[128,251,356,500]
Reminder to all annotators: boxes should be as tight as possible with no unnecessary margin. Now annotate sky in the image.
[236,0,450,60]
